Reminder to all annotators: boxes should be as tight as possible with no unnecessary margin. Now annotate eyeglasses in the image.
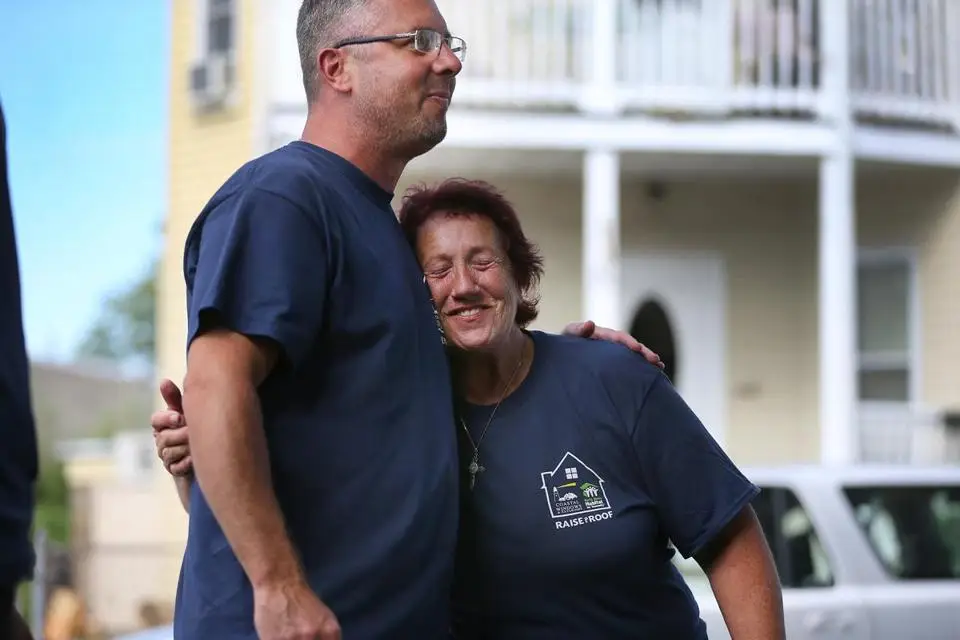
[333,28,467,62]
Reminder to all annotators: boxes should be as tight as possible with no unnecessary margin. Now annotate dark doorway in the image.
[629,299,678,383]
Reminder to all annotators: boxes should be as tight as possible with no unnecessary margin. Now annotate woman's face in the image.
[416,212,521,353]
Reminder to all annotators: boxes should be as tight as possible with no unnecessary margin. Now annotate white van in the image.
[678,465,960,640]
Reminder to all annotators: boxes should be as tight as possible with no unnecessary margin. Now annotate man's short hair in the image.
[296,0,369,101]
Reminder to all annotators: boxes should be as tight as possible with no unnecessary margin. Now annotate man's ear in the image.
[317,48,352,94]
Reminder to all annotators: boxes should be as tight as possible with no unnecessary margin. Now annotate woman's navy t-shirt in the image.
[452,331,759,639]
[173,142,458,640]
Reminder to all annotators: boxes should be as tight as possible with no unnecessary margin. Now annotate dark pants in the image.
[0,586,33,640]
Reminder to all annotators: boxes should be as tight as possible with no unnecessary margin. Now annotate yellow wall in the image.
[63,457,115,487]
[157,0,260,400]
[918,180,960,412]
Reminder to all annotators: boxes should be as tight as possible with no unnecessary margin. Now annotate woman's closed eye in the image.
[471,254,502,270]
[425,265,451,280]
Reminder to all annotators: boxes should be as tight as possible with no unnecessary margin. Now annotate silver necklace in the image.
[459,348,525,491]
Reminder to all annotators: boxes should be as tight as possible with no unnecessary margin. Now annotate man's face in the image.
[349,0,462,159]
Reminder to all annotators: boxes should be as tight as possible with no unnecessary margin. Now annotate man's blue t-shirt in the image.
[0,98,37,589]
[452,331,759,639]
[173,142,458,639]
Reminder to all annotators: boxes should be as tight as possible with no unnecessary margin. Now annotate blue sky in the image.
[0,0,168,362]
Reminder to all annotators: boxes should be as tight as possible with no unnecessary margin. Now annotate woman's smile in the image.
[447,305,488,321]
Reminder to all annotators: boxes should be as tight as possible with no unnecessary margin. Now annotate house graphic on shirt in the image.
[540,452,612,519]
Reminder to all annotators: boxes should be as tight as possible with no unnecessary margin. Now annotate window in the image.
[202,0,235,56]
[564,467,578,480]
[630,299,679,384]
[757,487,834,588]
[844,485,960,580]
[672,486,834,588]
[857,253,916,402]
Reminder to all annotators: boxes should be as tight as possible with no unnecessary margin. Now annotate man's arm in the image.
[562,320,663,368]
[179,187,340,639]
[183,328,305,590]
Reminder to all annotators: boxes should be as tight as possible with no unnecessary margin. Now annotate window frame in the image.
[856,247,921,406]
[195,0,238,59]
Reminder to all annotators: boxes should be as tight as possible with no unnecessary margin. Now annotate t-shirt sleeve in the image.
[186,187,331,369]
[630,374,760,559]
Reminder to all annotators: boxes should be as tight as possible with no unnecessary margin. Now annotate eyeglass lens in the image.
[414,30,465,61]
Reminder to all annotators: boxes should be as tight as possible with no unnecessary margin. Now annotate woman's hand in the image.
[152,378,193,477]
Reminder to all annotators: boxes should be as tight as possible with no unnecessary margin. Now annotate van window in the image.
[844,485,960,580]
[673,486,834,588]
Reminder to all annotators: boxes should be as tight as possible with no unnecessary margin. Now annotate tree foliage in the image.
[77,260,157,365]
[34,454,69,544]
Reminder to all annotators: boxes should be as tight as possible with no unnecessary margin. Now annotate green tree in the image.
[77,259,157,365]
[33,453,69,544]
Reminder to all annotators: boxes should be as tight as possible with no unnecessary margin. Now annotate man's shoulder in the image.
[183,145,345,250]
[231,142,344,206]
[202,143,348,214]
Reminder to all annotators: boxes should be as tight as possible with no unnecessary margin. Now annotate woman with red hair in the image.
[153,178,784,639]
[396,178,783,639]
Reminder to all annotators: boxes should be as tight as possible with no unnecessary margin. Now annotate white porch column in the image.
[582,148,622,329]
[819,154,857,465]
[580,0,619,115]
[818,0,857,465]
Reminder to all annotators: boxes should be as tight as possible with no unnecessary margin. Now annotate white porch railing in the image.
[440,0,588,108]
[617,0,820,115]
[442,0,960,131]
[857,405,960,465]
[851,0,960,129]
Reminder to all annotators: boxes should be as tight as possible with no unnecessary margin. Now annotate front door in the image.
[621,252,727,444]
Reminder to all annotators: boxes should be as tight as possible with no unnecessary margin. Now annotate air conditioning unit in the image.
[189,52,234,110]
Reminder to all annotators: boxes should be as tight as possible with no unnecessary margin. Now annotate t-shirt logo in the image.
[540,452,614,529]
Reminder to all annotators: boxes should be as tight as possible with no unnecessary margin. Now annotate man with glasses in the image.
[169,1,469,638]
[168,1,657,639]
[0,98,38,640]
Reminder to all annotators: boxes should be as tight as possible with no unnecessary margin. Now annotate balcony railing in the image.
[441,0,588,107]
[851,0,959,129]
[442,0,960,131]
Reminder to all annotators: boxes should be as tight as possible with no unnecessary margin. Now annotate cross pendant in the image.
[468,458,485,490]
